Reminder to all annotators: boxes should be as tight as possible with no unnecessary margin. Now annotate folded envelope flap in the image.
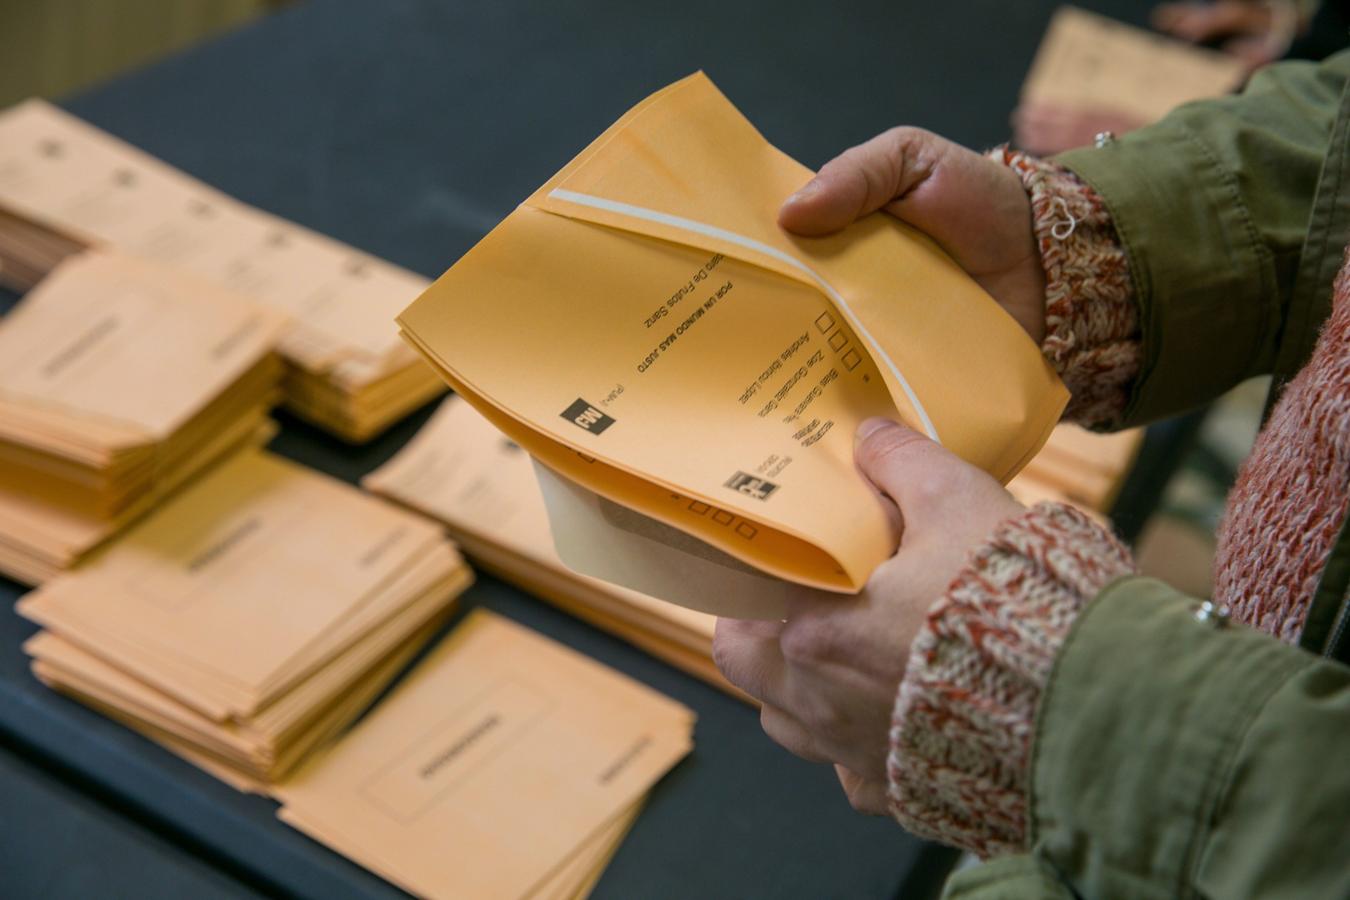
[525,74,835,339]
[523,72,1067,479]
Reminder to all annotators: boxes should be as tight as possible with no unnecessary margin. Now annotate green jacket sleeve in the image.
[1056,52,1350,427]
[944,577,1350,899]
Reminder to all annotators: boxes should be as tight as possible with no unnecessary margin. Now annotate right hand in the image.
[1153,0,1298,71]
[779,127,1047,344]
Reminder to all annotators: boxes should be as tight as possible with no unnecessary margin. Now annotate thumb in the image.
[853,417,970,527]
[778,127,1007,249]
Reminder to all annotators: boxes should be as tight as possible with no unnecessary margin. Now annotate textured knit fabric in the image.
[883,154,1144,855]
[987,147,1141,430]
[886,502,1135,858]
[1215,250,1350,642]
[888,149,1350,856]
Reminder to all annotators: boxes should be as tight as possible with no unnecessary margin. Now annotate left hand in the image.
[712,418,1025,814]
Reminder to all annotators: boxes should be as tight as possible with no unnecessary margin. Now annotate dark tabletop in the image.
[0,1,1153,897]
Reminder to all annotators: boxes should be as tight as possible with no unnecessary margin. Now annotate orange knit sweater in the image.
[885,152,1350,857]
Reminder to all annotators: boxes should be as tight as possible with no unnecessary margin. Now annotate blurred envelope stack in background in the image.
[18,449,473,789]
[275,609,694,900]
[1022,6,1246,125]
[397,72,1068,616]
[0,249,285,584]
[365,396,755,699]
[0,99,446,442]
[1012,422,1143,514]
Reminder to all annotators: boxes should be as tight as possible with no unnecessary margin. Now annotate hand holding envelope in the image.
[398,73,1067,614]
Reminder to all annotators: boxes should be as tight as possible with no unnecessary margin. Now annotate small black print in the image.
[560,398,615,435]
[724,471,779,501]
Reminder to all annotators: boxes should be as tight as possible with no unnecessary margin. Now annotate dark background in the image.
[0,1,1156,897]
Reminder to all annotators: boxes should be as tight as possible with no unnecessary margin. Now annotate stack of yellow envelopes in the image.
[0,99,445,442]
[0,205,85,289]
[275,609,694,900]
[0,249,286,584]
[19,449,473,789]
[1012,423,1144,516]
[364,397,748,700]
[1021,7,1245,130]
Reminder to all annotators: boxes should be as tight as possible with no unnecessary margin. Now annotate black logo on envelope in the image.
[561,398,615,435]
[725,471,779,501]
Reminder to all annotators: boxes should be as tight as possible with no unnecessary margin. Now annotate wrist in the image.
[885,501,1136,857]
[986,146,1142,429]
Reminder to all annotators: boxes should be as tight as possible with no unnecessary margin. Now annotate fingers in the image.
[716,611,893,780]
[835,764,890,816]
[779,127,941,236]
[1222,34,1283,68]
[1152,0,1270,42]
[853,417,1024,550]
[779,126,1019,255]
[713,617,787,704]
[760,704,831,764]
[852,417,958,520]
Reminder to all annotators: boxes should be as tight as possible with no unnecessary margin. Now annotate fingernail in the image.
[854,417,893,449]
[785,178,820,205]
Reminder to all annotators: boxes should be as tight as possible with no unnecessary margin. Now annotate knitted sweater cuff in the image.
[988,147,1142,429]
[886,502,1136,858]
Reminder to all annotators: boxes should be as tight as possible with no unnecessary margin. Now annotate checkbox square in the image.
[689,500,710,515]
[842,348,862,371]
[814,311,835,333]
[712,510,734,525]
[828,330,847,351]
[736,522,758,539]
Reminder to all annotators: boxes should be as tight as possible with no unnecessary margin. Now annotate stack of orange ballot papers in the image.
[275,609,694,900]
[0,99,445,442]
[1021,6,1246,129]
[18,449,472,789]
[365,396,747,697]
[0,249,285,584]
[396,72,1069,618]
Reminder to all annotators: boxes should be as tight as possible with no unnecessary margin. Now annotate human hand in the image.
[1152,0,1299,70]
[779,127,1047,344]
[712,418,1025,813]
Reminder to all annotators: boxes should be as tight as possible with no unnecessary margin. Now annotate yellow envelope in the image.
[275,609,693,900]
[0,100,445,442]
[17,450,451,720]
[398,72,1066,594]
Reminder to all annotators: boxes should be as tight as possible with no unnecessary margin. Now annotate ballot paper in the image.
[1022,6,1246,123]
[365,396,761,693]
[397,72,1068,607]
[18,447,465,708]
[0,250,285,513]
[18,449,473,786]
[0,250,286,583]
[533,422,1141,613]
[0,99,445,441]
[275,609,694,900]
[0,416,273,585]
[26,599,459,789]
[1017,422,1143,512]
